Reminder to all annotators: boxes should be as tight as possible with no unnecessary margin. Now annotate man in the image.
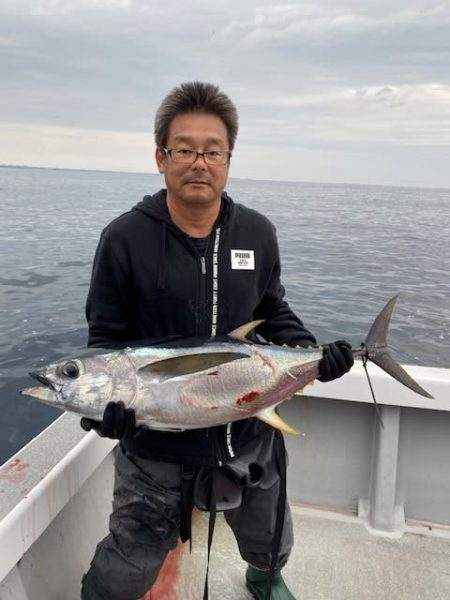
[81,81,353,600]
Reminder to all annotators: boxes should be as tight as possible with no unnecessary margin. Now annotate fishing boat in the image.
[1,361,449,599]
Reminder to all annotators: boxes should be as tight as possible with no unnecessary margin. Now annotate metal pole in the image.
[366,404,404,533]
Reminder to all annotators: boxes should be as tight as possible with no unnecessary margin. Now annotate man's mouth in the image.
[187,179,209,186]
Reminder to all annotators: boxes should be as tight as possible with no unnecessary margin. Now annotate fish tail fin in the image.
[363,295,433,399]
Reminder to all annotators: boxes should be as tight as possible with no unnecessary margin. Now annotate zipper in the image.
[211,228,232,466]
[197,248,208,334]
[194,226,230,466]
[210,228,221,337]
[201,228,224,466]
[183,235,207,334]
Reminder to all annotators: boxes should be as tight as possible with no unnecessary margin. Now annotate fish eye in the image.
[60,361,80,379]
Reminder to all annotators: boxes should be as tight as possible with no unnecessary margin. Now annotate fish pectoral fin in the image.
[138,352,249,381]
[256,408,300,435]
[228,320,265,341]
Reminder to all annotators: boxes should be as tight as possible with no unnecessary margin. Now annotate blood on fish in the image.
[211,406,219,410]
[207,371,219,376]
[236,391,259,406]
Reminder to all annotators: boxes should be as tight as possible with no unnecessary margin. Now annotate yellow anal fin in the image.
[257,408,300,435]
[228,320,265,341]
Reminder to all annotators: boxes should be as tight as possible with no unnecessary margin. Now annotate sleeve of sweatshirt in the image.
[85,229,135,348]
[254,228,317,348]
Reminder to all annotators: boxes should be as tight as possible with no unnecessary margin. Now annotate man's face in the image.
[155,113,230,207]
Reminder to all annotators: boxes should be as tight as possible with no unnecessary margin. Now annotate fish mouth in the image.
[29,370,57,391]
[20,371,60,404]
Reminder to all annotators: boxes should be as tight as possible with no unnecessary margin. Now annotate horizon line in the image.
[1,163,449,193]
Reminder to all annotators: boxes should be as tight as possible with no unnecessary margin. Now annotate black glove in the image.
[80,401,136,439]
[318,340,354,382]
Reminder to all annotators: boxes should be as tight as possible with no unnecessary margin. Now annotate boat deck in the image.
[145,504,450,600]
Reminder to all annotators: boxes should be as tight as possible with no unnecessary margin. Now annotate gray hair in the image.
[154,81,239,151]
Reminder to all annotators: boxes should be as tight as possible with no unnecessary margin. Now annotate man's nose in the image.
[191,153,208,168]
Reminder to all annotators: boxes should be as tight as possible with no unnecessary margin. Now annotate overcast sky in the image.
[1,0,450,187]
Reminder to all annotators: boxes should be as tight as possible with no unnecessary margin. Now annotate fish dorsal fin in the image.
[138,352,249,381]
[228,320,264,341]
[256,407,300,435]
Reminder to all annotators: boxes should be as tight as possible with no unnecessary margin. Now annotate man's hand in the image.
[80,401,136,439]
[318,340,354,382]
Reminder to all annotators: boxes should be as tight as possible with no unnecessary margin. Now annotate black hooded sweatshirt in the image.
[85,189,316,466]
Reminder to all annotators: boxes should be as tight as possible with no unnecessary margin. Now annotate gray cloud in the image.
[1,0,450,187]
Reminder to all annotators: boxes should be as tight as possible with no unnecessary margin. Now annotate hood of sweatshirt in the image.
[131,189,234,290]
[132,188,234,230]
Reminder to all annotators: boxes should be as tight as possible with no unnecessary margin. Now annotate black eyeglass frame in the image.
[161,147,232,165]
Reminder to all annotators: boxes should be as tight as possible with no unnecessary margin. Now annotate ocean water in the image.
[0,166,449,464]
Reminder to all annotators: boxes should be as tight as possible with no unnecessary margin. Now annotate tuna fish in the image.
[21,296,432,434]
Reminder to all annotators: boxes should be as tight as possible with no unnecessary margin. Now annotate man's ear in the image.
[155,147,166,174]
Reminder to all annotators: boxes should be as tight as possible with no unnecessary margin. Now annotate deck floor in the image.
[144,504,450,600]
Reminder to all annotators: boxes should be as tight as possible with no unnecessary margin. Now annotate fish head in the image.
[21,354,117,419]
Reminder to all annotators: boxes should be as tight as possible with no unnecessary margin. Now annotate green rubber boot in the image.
[245,565,296,600]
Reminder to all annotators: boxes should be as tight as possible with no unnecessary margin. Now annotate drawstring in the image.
[157,221,167,290]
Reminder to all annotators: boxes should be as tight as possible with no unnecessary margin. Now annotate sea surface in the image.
[1,166,449,465]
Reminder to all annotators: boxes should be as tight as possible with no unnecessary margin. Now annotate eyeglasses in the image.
[162,147,231,166]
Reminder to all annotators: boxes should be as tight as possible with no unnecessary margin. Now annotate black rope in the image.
[180,465,197,550]
[361,343,384,429]
[203,469,217,600]
[264,430,288,600]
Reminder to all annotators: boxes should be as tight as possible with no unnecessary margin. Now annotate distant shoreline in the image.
[0,163,149,177]
[1,163,449,192]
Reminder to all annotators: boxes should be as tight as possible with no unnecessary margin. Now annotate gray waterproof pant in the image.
[81,435,293,600]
